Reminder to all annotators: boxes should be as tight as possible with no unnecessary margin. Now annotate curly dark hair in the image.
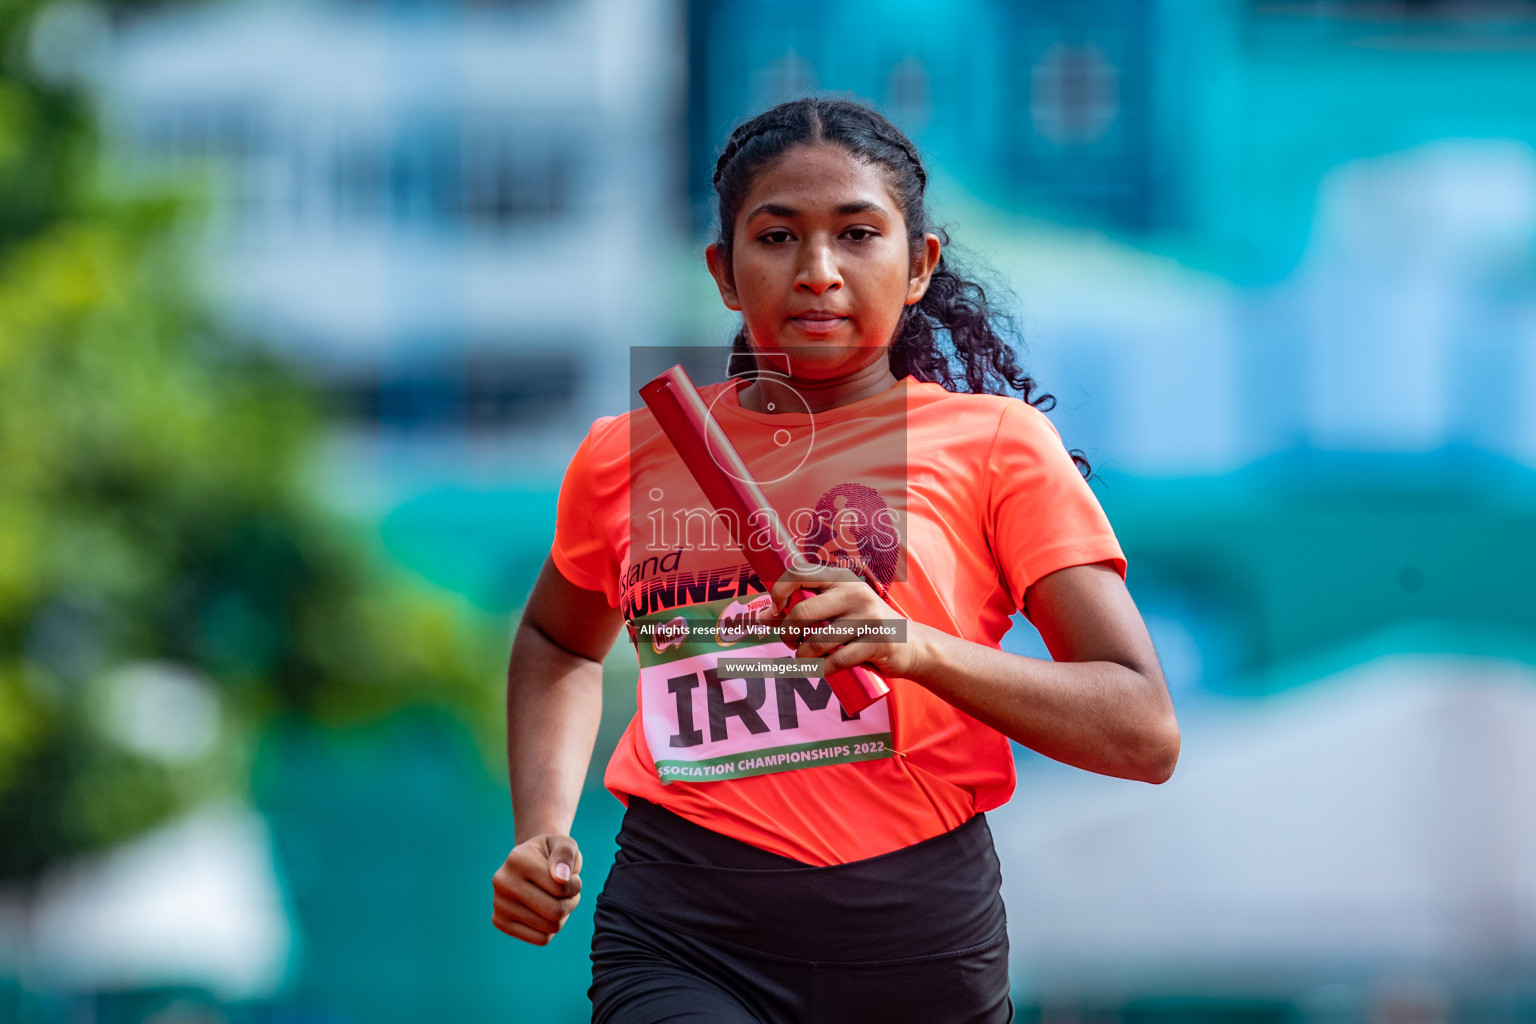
[710,95,1090,477]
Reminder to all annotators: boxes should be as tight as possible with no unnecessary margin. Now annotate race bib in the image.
[632,593,894,784]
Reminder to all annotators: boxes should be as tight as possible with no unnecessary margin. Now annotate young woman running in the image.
[493,96,1180,1023]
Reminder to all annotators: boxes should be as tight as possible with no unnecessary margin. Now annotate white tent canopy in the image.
[1,804,293,1001]
[990,654,1536,998]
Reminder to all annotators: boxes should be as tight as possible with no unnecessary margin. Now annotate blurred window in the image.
[134,106,576,233]
[331,128,388,223]
[1252,0,1536,13]
[136,102,265,167]
[749,48,818,111]
[324,351,581,433]
[336,0,564,8]
[327,117,574,231]
[133,102,269,226]
[1247,0,1536,37]
[460,0,565,8]
[1007,8,1153,232]
[462,121,574,228]
[1029,43,1120,148]
[884,55,931,132]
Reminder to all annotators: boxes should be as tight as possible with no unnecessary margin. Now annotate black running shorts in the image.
[589,798,1013,1024]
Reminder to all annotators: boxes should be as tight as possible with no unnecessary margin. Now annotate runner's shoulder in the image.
[904,380,1057,440]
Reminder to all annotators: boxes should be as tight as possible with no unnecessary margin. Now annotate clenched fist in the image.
[492,834,583,945]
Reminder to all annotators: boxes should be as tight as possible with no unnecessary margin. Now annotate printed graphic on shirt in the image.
[797,481,900,595]
[632,594,893,784]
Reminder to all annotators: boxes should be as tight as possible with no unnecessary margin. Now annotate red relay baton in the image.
[639,364,890,716]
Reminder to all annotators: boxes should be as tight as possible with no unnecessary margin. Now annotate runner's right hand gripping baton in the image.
[639,365,891,716]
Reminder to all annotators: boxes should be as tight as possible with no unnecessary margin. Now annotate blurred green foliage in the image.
[0,0,506,882]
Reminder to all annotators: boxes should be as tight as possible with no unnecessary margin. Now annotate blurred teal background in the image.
[1,0,1534,1021]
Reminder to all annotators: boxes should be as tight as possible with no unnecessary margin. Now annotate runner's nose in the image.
[796,238,842,295]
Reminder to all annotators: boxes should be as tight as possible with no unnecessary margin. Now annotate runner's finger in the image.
[778,592,846,635]
[495,897,571,935]
[502,876,581,921]
[528,861,583,899]
[794,614,886,658]
[770,567,860,612]
[493,914,556,946]
[800,616,889,658]
[493,858,551,904]
[821,640,884,677]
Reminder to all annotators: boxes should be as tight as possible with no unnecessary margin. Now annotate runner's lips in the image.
[790,314,849,334]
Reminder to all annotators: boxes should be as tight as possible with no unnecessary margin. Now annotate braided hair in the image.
[711,96,1090,477]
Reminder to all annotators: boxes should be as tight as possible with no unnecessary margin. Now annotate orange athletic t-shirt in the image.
[550,375,1126,865]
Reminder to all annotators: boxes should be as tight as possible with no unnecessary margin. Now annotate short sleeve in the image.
[550,421,622,607]
[987,401,1126,613]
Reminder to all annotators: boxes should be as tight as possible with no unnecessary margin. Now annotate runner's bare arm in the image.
[1001,560,1178,782]
[768,561,1178,784]
[494,555,623,945]
[507,554,622,839]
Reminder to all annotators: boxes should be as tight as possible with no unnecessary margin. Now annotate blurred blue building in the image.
[691,0,1536,277]
[690,0,1536,696]
[690,0,1536,462]
[688,0,1162,235]
[95,0,683,491]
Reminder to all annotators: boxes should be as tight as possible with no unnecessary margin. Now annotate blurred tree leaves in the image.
[0,0,505,881]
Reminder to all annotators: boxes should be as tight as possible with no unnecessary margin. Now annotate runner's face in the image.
[708,143,938,384]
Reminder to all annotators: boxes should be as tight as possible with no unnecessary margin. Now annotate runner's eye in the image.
[760,229,793,245]
[844,227,878,242]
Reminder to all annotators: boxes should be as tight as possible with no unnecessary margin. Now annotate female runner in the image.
[493,96,1180,1023]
